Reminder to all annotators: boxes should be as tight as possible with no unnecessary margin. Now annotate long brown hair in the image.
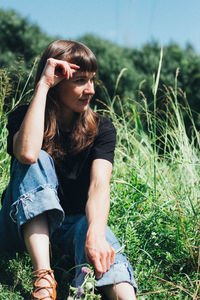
[34,40,99,161]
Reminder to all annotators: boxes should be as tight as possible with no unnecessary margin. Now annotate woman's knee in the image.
[101,282,136,300]
[12,150,55,178]
[10,150,58,196]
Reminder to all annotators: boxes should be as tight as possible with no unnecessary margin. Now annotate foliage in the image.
[106,58,200,298]
[0,69,12,193]
[67,266,101,299]
[0,55,200,299]
[0,252,32,299]
[0,8,200,299]
[0,8,53,69]
[81,34,142,102]
[1,8,200,132]
[0,8,54,109]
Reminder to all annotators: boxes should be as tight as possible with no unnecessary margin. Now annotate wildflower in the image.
[85,281,93,290]
[81,266,91,275]
[152,232,157,239]
[77,286,84,298]
[67,297,73,300]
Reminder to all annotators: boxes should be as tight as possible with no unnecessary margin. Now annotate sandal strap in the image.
[31,269,57,300]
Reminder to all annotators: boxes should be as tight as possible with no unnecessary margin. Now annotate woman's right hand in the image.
[39,58,80,89]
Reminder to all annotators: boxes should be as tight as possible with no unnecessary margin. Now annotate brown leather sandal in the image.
[31,269,57,300]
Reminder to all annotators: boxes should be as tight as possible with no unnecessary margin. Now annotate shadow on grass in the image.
[0,248,73,300]
[0,247,108,300]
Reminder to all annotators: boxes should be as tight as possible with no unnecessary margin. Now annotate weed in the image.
[0,52,200,299]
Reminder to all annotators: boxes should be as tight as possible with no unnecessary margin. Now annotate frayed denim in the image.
[0,150,137,291]
[0,150,64,251]
[52,214,137,291]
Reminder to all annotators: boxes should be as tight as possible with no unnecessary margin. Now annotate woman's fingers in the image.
[85,238,116,280]
[55,60,79,80]
[85,248,103,279]
[69,63,80,69]
[39,58,80,89]
[96,245,115,278]
[93,258,104,279]
[104,245,115,271]
[90,247,115,278]
[44,58,80,84]
[110,246,115,264]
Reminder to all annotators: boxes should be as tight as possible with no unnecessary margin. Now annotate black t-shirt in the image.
[6,105,116,214]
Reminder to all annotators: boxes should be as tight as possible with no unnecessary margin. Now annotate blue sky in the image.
[1,0,200,52]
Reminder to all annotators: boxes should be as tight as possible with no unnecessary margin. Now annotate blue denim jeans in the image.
[0,150,137,290]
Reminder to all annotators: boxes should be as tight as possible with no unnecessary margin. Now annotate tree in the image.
[0,8,200,134]
[0,8,53,68]
[0,8,54,108]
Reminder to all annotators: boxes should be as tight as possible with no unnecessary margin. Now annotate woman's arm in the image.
[85,159,115,279]
[13,82,49,164]
[13,58,79,164]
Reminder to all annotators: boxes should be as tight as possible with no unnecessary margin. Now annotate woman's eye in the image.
[75,79,85,84]
[74,77,96,84]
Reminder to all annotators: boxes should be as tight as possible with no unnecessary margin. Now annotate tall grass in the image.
[0,54,200,299]
[104,52,200,299]
[0,69,12,193]
[0,63,35,197]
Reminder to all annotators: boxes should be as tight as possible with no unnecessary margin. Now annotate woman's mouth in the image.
[79,98,90,104]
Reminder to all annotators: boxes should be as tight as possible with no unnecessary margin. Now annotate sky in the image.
[1,0,200,52]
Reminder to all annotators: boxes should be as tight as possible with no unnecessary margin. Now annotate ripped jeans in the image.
[0,150,137,290]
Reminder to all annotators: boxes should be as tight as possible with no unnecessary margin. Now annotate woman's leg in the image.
[23,213,50,271]
[23,213,56,300]
[102,282,136,300]
[0,150,64,251]
[0,150,64,299]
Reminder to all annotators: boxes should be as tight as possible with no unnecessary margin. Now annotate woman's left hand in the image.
[85,229,115,279]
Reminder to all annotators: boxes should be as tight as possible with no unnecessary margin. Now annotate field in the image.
[0,57,200,299]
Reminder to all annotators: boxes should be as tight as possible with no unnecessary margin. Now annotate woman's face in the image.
[57,71,96,114]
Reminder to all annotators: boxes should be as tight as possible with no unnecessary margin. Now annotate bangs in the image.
[62,41,98,73]
[35,40,98,87]
[69,53,98,73]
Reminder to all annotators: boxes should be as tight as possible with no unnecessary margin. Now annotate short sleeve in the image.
[6,105,28,156]
[91,116,116,164]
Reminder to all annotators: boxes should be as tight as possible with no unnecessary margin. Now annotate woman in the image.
[0,40,137,299]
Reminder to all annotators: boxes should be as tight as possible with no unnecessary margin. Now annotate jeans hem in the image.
[9,184,65,239]
[95,262,138,292]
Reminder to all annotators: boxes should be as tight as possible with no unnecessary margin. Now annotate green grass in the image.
[0,56,200,299]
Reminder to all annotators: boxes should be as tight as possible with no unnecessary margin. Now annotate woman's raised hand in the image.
[39,58,80,89]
